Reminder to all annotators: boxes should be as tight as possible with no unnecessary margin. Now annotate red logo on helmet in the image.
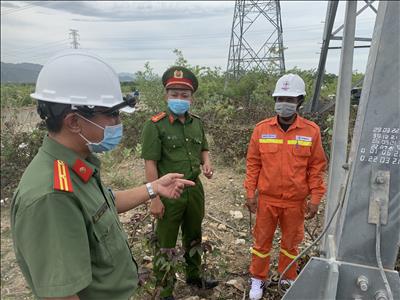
[282,81,290,91]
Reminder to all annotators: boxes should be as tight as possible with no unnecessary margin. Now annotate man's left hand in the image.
[202,162,214,179]
[153,173,195,199]
[305,202,319,220]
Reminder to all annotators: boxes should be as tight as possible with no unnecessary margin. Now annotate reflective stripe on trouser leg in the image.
[278,204,305,280]
[250,247,272,280]
[249,199,280,280]
[278,248,298,280]
[251,247,271,258]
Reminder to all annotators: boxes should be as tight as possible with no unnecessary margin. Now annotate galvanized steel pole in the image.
[321,0,357,254]
[310,1,338,112]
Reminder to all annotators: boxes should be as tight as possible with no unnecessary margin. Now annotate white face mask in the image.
[274,102,297,118]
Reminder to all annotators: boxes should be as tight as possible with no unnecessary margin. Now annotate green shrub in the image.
[0,83,35,108]
[121,110,152,150]
[1,122,46,198]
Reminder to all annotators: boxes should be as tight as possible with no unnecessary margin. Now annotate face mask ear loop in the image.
[75,113,105,130]
[78,133,91,145]
[75,113,105,149]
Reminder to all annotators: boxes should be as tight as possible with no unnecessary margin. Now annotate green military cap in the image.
[162,66,199,92]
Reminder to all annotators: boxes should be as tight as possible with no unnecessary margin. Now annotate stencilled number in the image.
[391,128,400,134]
[359,127,400,165]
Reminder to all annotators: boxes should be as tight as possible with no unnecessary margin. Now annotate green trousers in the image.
[154,178,204,297]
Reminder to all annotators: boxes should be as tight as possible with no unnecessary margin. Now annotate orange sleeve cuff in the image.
[246,190,255,199]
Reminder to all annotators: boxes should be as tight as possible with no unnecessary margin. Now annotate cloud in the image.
[1,1,377,76]
[1,1,20,9]
[33,1,232,22]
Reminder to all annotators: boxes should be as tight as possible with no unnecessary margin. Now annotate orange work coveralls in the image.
[244,114,327,280]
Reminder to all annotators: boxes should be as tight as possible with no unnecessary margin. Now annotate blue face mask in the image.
[77,114,123,153]
[168,99,191,115]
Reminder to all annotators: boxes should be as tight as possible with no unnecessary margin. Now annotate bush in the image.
[1,121,46,198]
[0,83,35,108]
[121,110,153,150]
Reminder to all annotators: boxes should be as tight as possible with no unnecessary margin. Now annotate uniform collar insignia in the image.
[72,159,94,183]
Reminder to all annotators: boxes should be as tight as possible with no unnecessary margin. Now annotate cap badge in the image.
[174,70,183,79]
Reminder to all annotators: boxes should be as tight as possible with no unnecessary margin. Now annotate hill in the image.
[1,62,42,83]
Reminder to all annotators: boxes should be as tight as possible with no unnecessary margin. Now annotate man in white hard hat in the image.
[11,50,195,300]
[244,74,327,299]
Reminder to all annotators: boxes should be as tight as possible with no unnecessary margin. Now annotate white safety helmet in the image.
[272,73,306,98]
[31,50,134,113]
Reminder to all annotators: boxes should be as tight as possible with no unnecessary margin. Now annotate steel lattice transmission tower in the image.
[69,29,80,49]
[225,0,286,80]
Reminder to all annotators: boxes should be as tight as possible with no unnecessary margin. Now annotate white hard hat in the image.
[272,73,306,97]
[31,49,134,112]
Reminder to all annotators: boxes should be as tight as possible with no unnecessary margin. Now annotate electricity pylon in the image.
[69,29,80,49]
[225,0,286,81]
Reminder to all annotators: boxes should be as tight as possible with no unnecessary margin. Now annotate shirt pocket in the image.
[163,136,183,150]
[259,143,279,155]
[292,145,311,167]
[91,202,124,266]
[188,136,203,154]
[163,136,187,161]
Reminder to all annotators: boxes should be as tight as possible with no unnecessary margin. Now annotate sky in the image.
[1,1,378,76]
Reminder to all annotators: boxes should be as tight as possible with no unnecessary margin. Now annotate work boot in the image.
[249,277,265,300]
[280,279,294,293]
[186,277,219,289]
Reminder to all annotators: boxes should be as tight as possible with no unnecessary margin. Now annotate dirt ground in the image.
[1,156,326,300]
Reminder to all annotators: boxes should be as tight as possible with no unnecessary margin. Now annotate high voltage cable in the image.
[1,1,49,16]
[2,35,320,61]
[87,19,373,43]
[1,43,70,60]
[1,2,37,14]
[5,39,70,54]
[2,45,70,62]
[1,2,42,16]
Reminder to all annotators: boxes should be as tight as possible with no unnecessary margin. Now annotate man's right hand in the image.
[245,197,257,213]
[150,196,165,219]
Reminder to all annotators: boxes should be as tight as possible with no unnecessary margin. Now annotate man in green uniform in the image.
[141,66,219,299]
[11,50,194,300]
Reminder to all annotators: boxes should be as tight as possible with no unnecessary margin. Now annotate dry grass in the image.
[2,157,397,299]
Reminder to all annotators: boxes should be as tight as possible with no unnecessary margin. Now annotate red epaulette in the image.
[53,160,73,192]
[151,112,167,123]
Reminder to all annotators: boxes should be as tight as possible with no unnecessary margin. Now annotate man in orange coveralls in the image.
[244,74,327,300]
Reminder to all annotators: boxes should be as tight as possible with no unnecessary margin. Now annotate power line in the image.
[2,45,70,62]
[5,39,70,54]
[1,1,47,16]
